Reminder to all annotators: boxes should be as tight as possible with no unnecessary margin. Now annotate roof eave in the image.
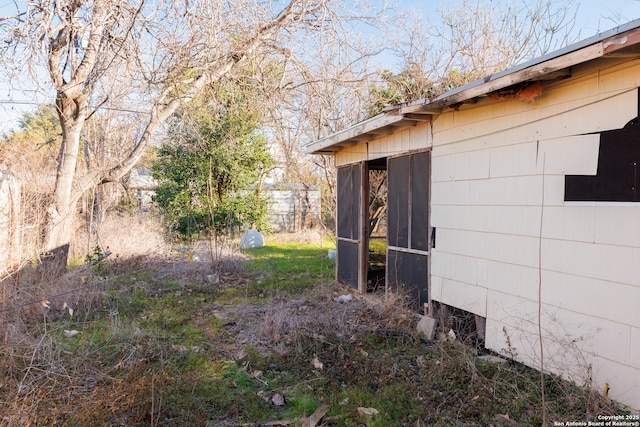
[305,110,433,154]
[307,18,640,155]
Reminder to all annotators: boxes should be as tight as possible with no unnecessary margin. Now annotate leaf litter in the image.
[0,241,624,426]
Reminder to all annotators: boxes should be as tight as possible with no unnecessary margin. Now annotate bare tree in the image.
[0,0,380,265]
[258,27,380,232]
[389,0,579,95]
[266,45,373,182]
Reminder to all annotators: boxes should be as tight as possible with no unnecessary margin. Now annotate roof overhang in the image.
[306,18,640,155]
[306,109,432,154]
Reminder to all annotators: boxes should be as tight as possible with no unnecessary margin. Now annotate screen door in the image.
[386,151,430,309]
[336,163,365,290]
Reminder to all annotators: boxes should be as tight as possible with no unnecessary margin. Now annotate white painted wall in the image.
[329,57,640,410]
[430,59,640,410]
[335,124,432,166]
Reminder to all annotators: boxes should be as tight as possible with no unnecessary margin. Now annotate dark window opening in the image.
[411,151,430,250]
[337,239,359,289]
[367,159,388,294]
[565,116,640,202]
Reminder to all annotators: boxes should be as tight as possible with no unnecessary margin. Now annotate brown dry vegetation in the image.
[0,214,626,426]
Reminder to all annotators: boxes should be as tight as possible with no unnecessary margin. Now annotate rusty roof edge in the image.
[307,18,640,154]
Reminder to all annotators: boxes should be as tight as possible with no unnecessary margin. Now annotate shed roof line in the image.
[306,18,640,154]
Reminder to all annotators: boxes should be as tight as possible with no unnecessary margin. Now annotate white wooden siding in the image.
[538,135,600,175]
[540,270,640,328]
[432,88,637,155]
[541,239,640,285]
[428,60,640,409]
[335,144,368,166]
[594,206,640,246]
[540,206,597,242]
[335,124,432,166]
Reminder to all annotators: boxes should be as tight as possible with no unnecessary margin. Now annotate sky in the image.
[391,0,640,34]
[1,0,640,134]
[564,0,640,34]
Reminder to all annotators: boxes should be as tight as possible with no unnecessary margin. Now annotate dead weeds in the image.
[0,237,626,427]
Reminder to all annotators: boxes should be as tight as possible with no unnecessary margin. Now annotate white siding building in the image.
[307,20,640,411]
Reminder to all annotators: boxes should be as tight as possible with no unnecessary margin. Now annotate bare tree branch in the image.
[0,0,383,259]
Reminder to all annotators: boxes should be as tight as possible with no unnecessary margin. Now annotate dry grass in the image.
[219,287,416,359]
[0,217,627,426]
[71,211,171,260]
[263,229,327,245]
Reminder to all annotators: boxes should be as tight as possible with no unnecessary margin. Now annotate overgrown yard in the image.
[0,235,623,426]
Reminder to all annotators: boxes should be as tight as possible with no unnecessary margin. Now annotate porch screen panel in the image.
[337,240,359,289]
[336,164,362,289]
[411,152,430,251]
[387,250,428,309]
[387,151,430,312]
[337,166,353,239]
[387,155,409,248]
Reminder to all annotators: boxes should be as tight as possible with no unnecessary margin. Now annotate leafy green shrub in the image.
[153,77,273,239]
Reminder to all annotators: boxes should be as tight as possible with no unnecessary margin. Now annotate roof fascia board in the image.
[305,113,406,154]
[405,43,604,112]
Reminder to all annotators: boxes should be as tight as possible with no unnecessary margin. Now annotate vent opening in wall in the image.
[435,302,485,350]
[565,116,640,202]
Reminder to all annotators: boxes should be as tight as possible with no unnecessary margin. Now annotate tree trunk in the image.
[43,95,86,271]
[13,0,347,272]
